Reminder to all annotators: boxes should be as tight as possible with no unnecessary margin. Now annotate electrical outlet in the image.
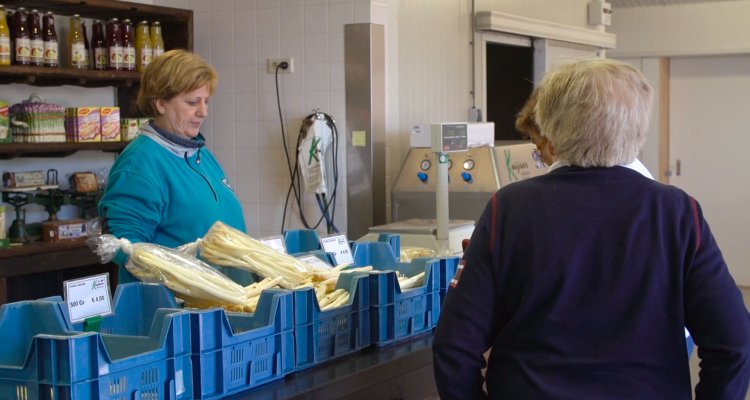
[267,57,294,74]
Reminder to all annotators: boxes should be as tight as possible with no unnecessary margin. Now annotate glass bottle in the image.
[42,11,57,67]
[135,20,151,72]
[68,14,85,69]
[0,5,10,66]
[121,18,135,71]
[28,9,42,66]
[12,7,29,65]
[81,20,90,69]
[106,17,122,70]
[150,21,164,58]
[91,19,106,70]
[5,8,12,64]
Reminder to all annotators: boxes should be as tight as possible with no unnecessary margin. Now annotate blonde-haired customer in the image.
[434,57,750,399]
[99,49,252,285]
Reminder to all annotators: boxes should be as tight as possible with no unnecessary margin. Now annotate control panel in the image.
[392,147,499,193]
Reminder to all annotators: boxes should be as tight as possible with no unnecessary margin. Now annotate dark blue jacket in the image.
[433,166,750,399]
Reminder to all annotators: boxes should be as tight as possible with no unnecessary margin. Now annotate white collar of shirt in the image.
[548,159,654,180]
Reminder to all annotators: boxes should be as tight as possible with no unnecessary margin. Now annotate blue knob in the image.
[461,172,473,183]
[417,172,428,183]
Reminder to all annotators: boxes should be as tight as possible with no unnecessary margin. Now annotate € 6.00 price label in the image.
[260,235,287,254]
[64,273,112,323]
[320,234,353,266]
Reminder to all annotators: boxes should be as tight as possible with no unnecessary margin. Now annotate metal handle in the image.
[665,159,681,178]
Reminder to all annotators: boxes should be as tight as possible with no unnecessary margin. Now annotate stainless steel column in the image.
[345,23,386,239]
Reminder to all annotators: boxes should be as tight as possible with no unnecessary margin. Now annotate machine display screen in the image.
[436,124,468,152]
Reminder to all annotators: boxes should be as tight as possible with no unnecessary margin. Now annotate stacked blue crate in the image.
[292,272,370,370]
[420,256,461,304]
[187,289,295,399]
[351,241,442,346]
[84,282,296,399]
[368,259,441,346]
[283,229,322,254]
[0,294,193,399]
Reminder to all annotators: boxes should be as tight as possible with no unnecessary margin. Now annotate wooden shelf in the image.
[0,141,129,159]
[0,0,193,116]
[0,65,141,87]
[0,0,192,23]
[0,239,118,306]
[0,0,193,53]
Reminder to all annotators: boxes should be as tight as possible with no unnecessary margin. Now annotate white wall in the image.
[1,0,604,240]
[609,0,750,58]
[393,0,603,211]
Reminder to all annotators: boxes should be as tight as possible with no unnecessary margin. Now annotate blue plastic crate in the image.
[367,259,441,346]
[85,282,296,399]
[292,272,370,370]
[351,240,400,269]
[417,256,460,304]
[283,229,322,254]
[0,296,193,399]
[188,289,295,399]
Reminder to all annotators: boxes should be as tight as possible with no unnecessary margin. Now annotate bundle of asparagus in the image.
[201,222,373,310]
[199,222,316,289]
[86,234,281,313]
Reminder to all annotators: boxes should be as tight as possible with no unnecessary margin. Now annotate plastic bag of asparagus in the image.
[198,221,374,310]
[86,234,282,313]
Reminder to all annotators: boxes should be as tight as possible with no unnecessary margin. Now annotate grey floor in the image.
[689,285,750,400]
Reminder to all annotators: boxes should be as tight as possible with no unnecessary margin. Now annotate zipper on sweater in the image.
[184,149,218,201]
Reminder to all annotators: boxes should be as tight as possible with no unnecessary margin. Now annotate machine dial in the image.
[447,159,453,169]
[420,159,431,170]
[463,159,475,170]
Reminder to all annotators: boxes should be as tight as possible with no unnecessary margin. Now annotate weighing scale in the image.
[361,123,476,256]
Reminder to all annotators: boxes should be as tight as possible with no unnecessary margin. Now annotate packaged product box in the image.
[138,118,150,129]
[42,219,87,242]
[100,107,121,141]
[69,172,99,193]
[3,171,46,188]
[75,107,101,142]
[0,100,10,143]
[121,118,140,141]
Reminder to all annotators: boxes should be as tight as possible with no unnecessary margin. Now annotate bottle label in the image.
[30,39,44,63]
[95,47,107,69]
[109,45,123,68]
[153,48,164,58]
[0,37,10,63]
[123,47,136,69]
[15,37,31,62]
[140,47,152,67]
[71,42,86,67]
[43,40,58,65]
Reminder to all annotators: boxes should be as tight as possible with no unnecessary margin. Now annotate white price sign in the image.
[260,235,287,254]
[64,273,112,323]
[296,254,333,271]
[320,234,353,266]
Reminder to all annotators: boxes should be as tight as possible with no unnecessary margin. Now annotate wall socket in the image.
[267,57,294,74]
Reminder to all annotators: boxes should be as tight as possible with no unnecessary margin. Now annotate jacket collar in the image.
[140,121,205,158]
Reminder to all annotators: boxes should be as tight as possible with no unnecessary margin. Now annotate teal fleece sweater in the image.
[98,123,252,284]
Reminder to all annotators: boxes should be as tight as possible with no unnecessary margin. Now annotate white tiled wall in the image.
[153,0,384,239]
